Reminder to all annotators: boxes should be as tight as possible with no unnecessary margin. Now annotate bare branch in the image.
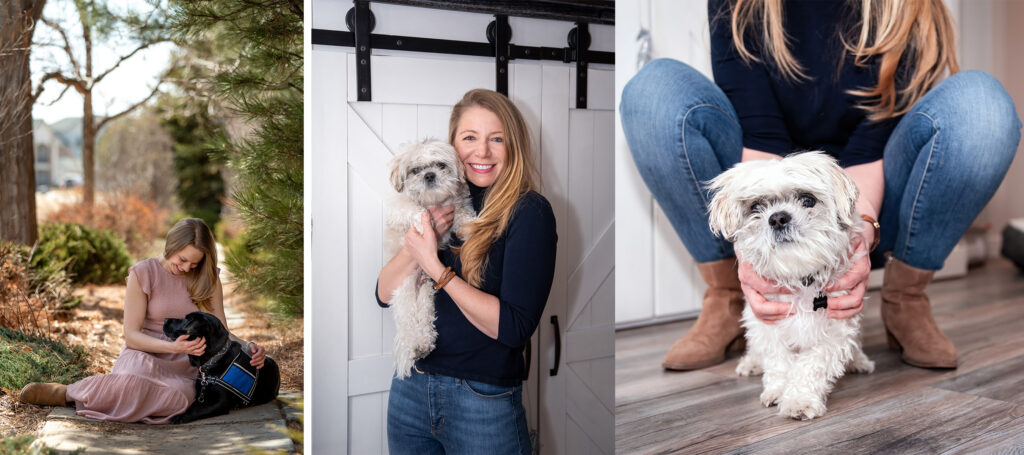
[40,17,83,80]
[93,38,168,83]
[44,84,72,106]
[31,71,87,103]
[97,82,162,130]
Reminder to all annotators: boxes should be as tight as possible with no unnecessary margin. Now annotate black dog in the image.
[163,311,280,424]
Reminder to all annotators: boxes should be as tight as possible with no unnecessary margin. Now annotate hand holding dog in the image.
[824,234,871,319]
[248,342,266,369]
[406,212,445,280]
[174,335,206,356]
[428,204,456,239]
[737,255,794,324]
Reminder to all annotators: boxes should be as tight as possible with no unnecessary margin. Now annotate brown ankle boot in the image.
[19,382,70,406]
[662,257,746,370]
[880,256,957,369]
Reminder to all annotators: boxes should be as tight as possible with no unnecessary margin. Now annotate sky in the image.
[31,0,175,125]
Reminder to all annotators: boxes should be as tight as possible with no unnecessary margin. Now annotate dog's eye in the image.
[750,202,764,213]
[800,194,817,208]
[437,162,447,170]
[410,167,421,175]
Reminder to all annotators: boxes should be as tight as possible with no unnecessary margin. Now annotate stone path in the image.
[33,391,301,454]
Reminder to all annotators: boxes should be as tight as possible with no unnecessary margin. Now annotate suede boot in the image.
[19,382,71,406]
[662,257,746,370]
[880,255,957,369]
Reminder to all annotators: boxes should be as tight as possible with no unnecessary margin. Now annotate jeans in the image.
[387,369,532,455]
[621,58,1021,270]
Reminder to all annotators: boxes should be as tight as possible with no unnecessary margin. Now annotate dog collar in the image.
[801,276,828,311]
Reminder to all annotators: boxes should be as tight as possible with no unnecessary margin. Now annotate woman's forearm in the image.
[377,246,420,304]
[125,329,178,354]
[438,275,501,339]
[741,147,781,162]
[845,159,884,219]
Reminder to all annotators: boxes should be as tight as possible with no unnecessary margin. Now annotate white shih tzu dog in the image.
[707,151,874,420]
[385,139,475,378]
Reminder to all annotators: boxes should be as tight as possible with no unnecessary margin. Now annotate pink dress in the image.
[66,257,200,424]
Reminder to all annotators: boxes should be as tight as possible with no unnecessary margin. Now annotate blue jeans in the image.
[621,58,1021,270]
[387,369,532,455]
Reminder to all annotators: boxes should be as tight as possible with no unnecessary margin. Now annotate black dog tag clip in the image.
[813,294,828,311]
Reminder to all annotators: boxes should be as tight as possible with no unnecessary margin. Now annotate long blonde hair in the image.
[449,89,538,287]
[164,218,218,312]
[728,0,959,121]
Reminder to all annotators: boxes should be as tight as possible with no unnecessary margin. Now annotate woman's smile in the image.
[468,163,496,173]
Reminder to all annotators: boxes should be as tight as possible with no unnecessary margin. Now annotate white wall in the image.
[615,0,711,327]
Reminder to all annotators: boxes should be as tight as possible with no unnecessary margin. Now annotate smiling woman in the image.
[376,89,557,454]
[18,218,268,424]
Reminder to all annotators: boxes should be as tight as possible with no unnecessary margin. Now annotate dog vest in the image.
[198,348,260,407]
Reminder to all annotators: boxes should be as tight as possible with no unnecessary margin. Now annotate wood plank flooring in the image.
[615,259,1024,454]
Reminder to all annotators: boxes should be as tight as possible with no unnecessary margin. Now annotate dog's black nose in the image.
[424,172,436,184]
[769,211,791,230]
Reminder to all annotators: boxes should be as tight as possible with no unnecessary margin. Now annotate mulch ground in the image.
[0,279,303,438]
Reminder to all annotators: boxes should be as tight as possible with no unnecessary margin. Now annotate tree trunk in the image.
[0,0,46,246]
[83,91,95,208]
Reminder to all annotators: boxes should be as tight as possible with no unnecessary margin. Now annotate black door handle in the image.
[550,315,561,376]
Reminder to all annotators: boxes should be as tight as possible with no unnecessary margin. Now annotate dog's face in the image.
[163,311,230,365]
[707,152,860,283]
[388,139,466,206]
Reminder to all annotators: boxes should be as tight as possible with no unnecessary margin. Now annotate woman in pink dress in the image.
[20,218,267,424]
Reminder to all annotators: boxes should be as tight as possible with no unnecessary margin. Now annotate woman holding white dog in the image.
[621,0,1020,371]
[20,218,267,423]
[376,89,557,454]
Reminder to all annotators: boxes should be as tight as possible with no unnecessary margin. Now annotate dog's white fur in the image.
[384,139,475,378]
[707,151,874,420]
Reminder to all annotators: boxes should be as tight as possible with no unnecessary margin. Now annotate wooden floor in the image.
[616,259,1024,454]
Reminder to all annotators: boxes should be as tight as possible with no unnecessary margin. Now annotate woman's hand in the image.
[247,342,267,369]
[429,204,456,239]
[737,255,794,324]
[405,212,445,279]
[173,335,206,356]
[824,233,871,319]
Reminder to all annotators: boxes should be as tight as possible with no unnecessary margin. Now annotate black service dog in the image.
[163,311,280,424]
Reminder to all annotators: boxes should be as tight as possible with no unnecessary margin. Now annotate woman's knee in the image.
[621,59,718,130]
[929,71,1022,151]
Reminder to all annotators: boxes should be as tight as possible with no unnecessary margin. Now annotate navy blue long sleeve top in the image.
[377,182,558,386]
[709,0,903,167]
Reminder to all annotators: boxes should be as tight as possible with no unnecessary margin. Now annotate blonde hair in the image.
[449,89,538,287]
[164,218,218,312]
[728,0,959,121]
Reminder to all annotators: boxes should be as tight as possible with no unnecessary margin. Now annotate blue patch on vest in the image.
[222,363,256,397]
[212,351,259,405]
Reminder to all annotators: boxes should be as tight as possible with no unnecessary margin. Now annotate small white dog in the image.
[707,151,874,420]
[384,139,475,378]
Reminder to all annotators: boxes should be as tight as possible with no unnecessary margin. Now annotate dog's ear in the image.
[450,142,466,178]
[706,170,745,241]
[388,153,405,193]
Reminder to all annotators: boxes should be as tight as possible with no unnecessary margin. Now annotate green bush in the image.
[32,223,132,285]
[0,327,89,392]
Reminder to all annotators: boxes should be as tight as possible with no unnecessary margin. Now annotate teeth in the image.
[470,164,494,170]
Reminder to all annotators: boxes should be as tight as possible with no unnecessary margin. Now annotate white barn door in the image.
[312,35,614,453]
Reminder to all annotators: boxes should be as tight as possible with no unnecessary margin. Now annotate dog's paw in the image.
[847,357,875,374]
[759,387,782,407]
[736,355,763,376]
[777,394,827,420]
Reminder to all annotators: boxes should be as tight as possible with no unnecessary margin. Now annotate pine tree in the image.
[168,0,302,317]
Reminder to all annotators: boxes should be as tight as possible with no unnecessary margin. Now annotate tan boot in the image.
[662,257,746,370]
[19,382,70,406]
[880,256,957,369]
